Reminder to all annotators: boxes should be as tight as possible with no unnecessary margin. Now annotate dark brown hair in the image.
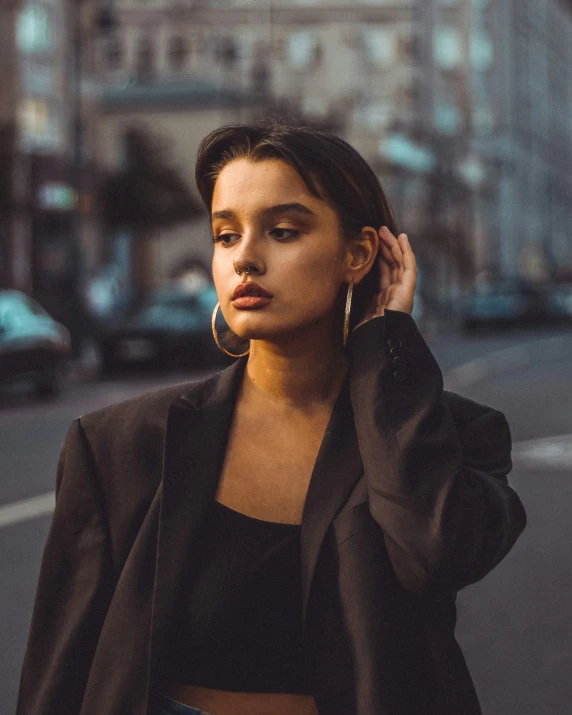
[195,120,398,343]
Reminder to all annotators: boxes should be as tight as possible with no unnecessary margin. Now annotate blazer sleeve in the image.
[348,310,527,596]
[17,417,114,715]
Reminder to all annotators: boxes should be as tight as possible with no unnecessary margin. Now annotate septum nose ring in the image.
[236,266,251,275]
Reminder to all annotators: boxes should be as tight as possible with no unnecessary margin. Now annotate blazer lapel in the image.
[301,379,363,630]
[146,359,363,705]
[147,358,247,703]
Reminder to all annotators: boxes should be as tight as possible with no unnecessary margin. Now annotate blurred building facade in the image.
[0,0,105,344]
[94,0,572,311]
[0,0,21,289]
[96,80,260,293]
[495,0,572,284]
[4,0,571,321]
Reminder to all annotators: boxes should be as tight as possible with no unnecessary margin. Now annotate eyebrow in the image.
[210,202,317,223]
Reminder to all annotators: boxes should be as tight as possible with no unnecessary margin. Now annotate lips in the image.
[232,282,273,300]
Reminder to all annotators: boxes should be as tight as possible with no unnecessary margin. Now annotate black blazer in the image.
[17,311,527,715]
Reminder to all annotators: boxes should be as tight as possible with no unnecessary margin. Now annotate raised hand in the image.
[354,226,417,329]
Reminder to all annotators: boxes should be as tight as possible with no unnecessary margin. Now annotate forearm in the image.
[348,311,526,595]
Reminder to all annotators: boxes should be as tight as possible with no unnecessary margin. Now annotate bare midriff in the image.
[164,684,320,715]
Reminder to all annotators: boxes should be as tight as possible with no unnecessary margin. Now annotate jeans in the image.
[157,694,214,715]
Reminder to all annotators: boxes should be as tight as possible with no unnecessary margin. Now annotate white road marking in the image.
[0,491,55,528]
[512,433,572,472]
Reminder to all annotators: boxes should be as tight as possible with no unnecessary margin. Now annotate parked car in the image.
[0,290,71,396]
[99,285,231,374]
[460,280,550,333]
[547,282,572,323]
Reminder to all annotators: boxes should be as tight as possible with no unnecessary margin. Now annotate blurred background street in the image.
[1,0,571,712]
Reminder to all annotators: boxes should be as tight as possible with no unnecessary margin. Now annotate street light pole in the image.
[68,0,86,359]
[68,0,116,359]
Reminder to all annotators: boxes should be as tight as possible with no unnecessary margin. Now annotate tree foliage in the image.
[99,126,202,232]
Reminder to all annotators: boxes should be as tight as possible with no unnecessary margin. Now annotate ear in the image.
[345,226,379,284]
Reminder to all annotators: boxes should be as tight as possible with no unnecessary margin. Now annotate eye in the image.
[270,228,299,240]
[212,233,240,248]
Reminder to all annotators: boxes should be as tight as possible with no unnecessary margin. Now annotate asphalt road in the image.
[1,327,571,715]
[449,349,572,715]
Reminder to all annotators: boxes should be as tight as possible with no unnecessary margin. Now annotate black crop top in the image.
[169,499,314,694]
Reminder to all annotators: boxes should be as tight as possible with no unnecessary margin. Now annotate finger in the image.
[398,232,415,262]
[401,266,417,294]
[378,230,400,285]
[379,226,400,257]
[396,234,410,282]
[378,240,397,267]
[379,251,392,292]
[380,227,404,278]
[398,235,417,291]
[398,234,417,275]
[379,242,399,285]
[388,231,412,283]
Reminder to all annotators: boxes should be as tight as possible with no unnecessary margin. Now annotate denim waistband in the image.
[157,694,214,715]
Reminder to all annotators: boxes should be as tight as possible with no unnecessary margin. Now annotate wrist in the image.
[353,308,411,332]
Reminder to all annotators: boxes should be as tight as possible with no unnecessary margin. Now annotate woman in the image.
[17,122,526,715]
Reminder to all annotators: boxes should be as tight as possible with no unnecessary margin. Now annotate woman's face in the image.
[211,157,356,344]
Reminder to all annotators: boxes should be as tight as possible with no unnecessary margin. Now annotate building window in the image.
[433,26,463,70]
[106,38,123,71]
[470,30,493,71]
[434,102,461,134]
[136,36,154,81]
[354,100,392,130]
[17,3,54,54]
[287,31,321,70]
[18,97,58,150]
[472,105,494,136]
[362,28,396,68]
[168,36,189,71]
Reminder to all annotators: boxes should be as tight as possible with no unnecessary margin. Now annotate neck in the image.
[241,324,348,411]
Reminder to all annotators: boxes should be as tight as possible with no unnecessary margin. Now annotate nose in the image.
[232,231,266,276]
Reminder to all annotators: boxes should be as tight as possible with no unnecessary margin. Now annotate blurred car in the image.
[547,283,572,323]
[99,284,231,373]
[460,280,550,333]
[0,290,71,396]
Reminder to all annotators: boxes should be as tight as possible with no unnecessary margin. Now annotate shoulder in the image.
[77,381,191,440]
[55,374,224,526]
[72,374,216,483]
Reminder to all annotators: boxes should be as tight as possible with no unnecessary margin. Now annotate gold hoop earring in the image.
[343,281,354,348]
[211,302,250,358]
